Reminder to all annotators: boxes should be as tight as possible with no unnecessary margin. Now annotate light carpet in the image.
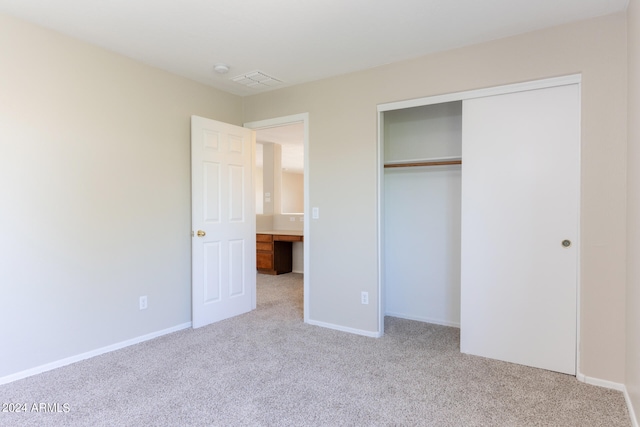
[0,273,630,426]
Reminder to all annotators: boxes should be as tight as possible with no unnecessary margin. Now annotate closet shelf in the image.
[384,158,462,168]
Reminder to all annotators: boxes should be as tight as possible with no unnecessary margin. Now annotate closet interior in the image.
[383,101,463,328]
[380,79,580,375]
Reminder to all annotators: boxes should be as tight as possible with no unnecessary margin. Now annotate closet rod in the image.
[384,160,462,168]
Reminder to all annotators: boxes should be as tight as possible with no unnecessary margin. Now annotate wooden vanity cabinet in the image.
[256,233,302,275]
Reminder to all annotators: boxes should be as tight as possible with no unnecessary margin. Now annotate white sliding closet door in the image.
[460,84,579,375]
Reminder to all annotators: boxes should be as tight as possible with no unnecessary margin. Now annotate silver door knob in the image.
[562,240,571,248]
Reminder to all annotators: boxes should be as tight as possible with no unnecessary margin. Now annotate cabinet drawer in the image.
[256,234,273,243]
[257,253,273,270]
[256,242,273,252]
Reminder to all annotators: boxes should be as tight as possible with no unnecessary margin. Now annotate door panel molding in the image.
[192,116,256,328]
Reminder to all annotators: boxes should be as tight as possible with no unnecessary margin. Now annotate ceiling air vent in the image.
[231,70,282,89]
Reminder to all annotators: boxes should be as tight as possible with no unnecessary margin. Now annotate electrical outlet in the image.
[290,217,296,222]
[361,291,369,305]
[312,207,319,219]
[139,296,148,310]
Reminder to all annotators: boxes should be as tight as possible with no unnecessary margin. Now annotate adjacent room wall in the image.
[0,13,242,379]
[243,13,628,383]
[627,0,640,423]
[281,172,304,214]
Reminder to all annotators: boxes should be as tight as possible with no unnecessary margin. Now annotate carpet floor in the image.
[0,273,631,426]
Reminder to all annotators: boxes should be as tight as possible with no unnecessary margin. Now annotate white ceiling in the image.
[0,0,628,96]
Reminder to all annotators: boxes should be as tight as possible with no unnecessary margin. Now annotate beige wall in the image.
[244,13,628,382]
[0,13,242,378]
[627,0,640,423]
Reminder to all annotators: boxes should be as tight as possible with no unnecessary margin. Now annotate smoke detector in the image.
[214,64,230,74]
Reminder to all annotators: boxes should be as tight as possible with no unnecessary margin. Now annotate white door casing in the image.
[460,84,579,375]
[191,116,256,329]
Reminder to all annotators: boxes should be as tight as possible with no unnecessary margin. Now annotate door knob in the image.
[197,230,206,237]
[562,239,571,248]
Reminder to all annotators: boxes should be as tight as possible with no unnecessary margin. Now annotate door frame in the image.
[376,74,582,372]
[244,113,310,323]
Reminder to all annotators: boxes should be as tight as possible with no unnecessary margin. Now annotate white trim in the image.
[0,322,192,386]
[576,372,625,391]
[306,319,383,338]
[574,82,583,378]
[244,113,307,130]
[377,111,385,335]
[577,373,639,427]
[244,113,310,323]
[385,312,460,328]
[625,386,640,427]
[378,74,582,112]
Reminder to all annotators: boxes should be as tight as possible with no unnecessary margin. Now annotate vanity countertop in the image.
[257,230,303,237]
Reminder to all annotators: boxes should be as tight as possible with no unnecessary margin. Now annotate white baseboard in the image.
[385,311,460,328]
[624,386,639,427]
[305,319,382,338]
[577,372,638,426]
[0,322,192,386]
[576,372,625,391]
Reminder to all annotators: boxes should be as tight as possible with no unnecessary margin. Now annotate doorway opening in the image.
[245,113,310,323]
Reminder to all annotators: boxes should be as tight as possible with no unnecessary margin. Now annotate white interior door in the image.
[191,116,256,329]
[460,84,579,375]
